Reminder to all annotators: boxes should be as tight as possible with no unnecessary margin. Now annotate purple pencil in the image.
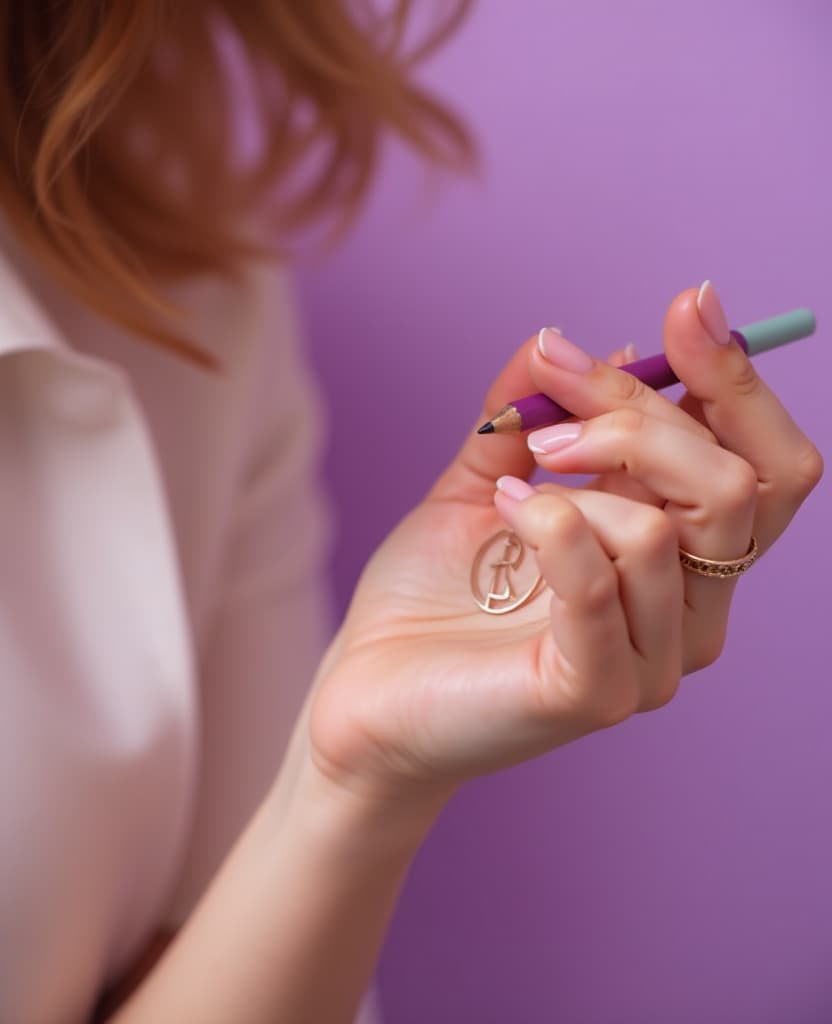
[476,308,817,435]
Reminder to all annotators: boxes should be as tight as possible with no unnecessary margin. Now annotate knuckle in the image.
[535,498,586,546]
[627,509,678,561]
[577,570,620,615]
[609,406,647,438]
[639,672,682,712]
[612,368,649,404]
[728,359,763,399]
[790,441,825,497]
[713,457,758,515]
[595,682,641,728]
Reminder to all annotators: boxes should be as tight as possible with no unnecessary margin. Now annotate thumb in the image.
[427,334,539,505]
[427,333,640,506]
[662,282,813,485]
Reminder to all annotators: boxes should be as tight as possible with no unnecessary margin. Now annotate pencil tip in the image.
[477,422,495,434]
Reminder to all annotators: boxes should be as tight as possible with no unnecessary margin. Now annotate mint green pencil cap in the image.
[736,308,817,356]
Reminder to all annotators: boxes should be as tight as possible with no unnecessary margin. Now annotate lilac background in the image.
[296,2,832,1021]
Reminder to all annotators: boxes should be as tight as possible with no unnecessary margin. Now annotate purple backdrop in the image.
[296,2,832,1021]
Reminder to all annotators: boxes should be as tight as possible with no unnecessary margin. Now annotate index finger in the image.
[528,320,718,445]
[429,332,665,507]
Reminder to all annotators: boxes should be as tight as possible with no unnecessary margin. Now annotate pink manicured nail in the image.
[495,476,536,501]
[537,327,595,373]
[624,342,638,363]
[696,280,731,345]
[527,422,584,454]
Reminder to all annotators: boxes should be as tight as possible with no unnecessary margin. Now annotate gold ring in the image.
[678,536,759,578]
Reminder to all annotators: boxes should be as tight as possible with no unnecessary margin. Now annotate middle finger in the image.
[528,408,758,650]
[528,407,757,560]
[529,327,717,444]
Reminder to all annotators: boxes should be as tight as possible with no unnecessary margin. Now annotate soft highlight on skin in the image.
[0,0,475,366]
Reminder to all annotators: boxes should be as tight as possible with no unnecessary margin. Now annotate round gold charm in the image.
[470,529,546,615]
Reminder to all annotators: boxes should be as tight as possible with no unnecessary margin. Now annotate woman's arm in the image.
[107,682,444,1024]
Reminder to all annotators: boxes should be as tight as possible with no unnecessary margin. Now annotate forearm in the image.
[107,710,443,1024]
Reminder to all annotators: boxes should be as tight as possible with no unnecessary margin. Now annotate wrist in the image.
[279,745,448,869]
[268,643,454,865]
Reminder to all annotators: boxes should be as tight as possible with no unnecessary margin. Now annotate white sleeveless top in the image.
[0,229,381,1024]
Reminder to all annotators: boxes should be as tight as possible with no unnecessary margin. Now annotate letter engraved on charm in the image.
[484,534,522,609]
[471,530,545,615]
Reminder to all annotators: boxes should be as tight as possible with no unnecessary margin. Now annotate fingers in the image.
[493,479,683,716]
[426,333,647,507]
[526,405,758,657]
[662,282,824,548]
[529,323,717,443]
[427,337,538,506]
[527,407,757,559]
[535,483,684,689]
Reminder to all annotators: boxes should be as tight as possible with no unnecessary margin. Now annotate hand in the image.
[307,285,822,811]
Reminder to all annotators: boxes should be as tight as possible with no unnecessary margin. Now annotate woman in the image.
[0,2,822,1022]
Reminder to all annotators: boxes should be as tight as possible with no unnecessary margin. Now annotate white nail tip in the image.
[696,280,711,309]
[537,326,562,356]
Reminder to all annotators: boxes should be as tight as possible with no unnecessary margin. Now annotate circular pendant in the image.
[470,529,546,615]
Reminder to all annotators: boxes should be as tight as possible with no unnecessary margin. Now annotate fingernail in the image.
[527,422,584,454]
[696,280,731,345]
[624,342,639,363]
[537,327,595,373]
[495,475,536,501]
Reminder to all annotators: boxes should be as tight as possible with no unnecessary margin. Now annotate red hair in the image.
[0,1,474,365]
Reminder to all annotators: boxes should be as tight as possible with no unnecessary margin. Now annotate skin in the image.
[307,285,823,802]
[107,286,822,1022]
